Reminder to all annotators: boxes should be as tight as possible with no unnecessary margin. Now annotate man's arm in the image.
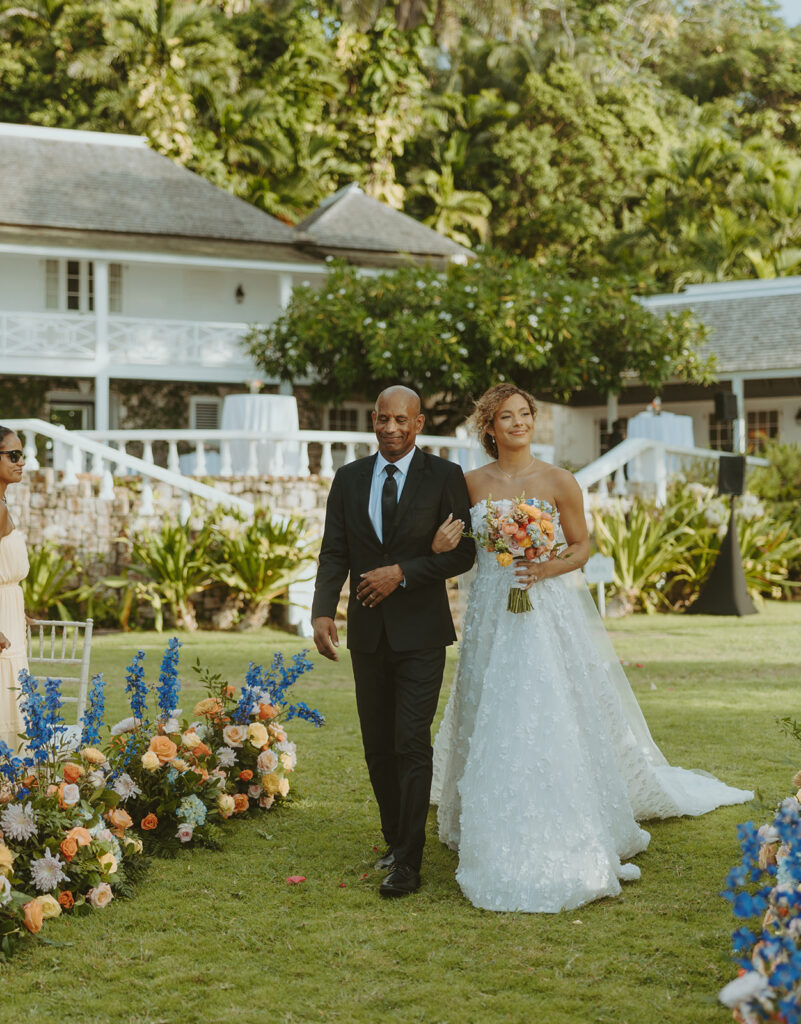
[311,471,351,660]
[397,464,475,590]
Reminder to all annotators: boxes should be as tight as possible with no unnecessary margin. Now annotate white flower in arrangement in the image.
[0,802,37,841]
[758,824,781,844]
[112,773,142,802]
[176,823,194,844]
[30,848,69,892]
[190,721,209,740]
[216,746,237,768]
[275,740,296,756]
[87,883,113,909]
[86,770,107,788]
[163,717,181,734]
[719,970,769,1010]
[110,717,140,736]
[61,784,80,807]
[0,875,11,906]
[257,749,278,774]
[704,500,728,528]
[248,784,262,800]
[739,493,764,522]
[686,482,711,501]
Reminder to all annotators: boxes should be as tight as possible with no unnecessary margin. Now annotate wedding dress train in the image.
[431,499,753,913]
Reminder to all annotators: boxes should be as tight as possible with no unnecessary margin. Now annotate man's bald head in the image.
[372,386,425,462]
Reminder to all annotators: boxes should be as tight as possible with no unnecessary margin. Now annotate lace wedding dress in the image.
[0,530,29,752]
[431,498,753,913]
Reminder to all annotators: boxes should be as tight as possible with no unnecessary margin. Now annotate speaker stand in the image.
[688,497,757,616]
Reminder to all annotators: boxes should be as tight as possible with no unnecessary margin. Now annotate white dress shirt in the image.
[368,446,416,543]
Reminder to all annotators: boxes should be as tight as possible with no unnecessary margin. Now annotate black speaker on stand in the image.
[688,454,756,616]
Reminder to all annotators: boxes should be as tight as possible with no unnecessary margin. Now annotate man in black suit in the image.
[312,386,475,896]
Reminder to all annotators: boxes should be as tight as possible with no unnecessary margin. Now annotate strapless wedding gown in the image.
[431,498,753,913]
[0,530,29,753]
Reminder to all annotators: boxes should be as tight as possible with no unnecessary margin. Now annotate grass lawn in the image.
[2,604,799,1024]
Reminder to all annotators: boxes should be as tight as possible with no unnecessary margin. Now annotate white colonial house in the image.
[0,122,468,435]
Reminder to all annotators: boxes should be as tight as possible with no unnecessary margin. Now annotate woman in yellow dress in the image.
[0,427,29,753]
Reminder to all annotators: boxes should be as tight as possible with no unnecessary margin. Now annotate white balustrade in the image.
[220,441,233,476]
[320,442,334,478]
[194,442,207,476]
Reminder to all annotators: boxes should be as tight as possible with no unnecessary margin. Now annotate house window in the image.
[44,260,121,312]
[747,410,778,452]
[708,415,734,452]
[45,260,59,310]
[190,396,222,430]
[49,401,94,431]
[109,263,123,313]
[326,403,374,433]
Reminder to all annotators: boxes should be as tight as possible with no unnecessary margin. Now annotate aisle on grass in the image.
[0,638,323,958]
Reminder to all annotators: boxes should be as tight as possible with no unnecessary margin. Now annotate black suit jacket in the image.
[311,448,475,653]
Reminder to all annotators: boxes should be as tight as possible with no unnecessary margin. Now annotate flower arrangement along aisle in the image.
[104,639,227,856]
[719,764,801,1024]
[191,649,323,814]
[0,669,146,959]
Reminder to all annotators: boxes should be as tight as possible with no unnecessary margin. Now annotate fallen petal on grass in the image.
[286,875,306,885]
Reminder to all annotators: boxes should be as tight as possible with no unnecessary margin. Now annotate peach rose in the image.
[57,890,74,910]
[171,758,189,772]
[35,894,62,920]
[148,735,178,765]
[261,773,280,796]
[193,697,224,718]
[192,743,211,759]
[259,794,275,810]
[23,900,43,933]
[233,793,250,814]
[81,747,106,765]
[60,837,78,863]
[278,777,290,798]
[141,813,159,831]
[141,750,160,771]
[0,842,14,877]
[268,724,287,743]
[87,882,113,909]
[46,784,59,798]
[239,769,253,782]
[97,852,118,875]
[258,703,279,721]
[217,793,235,819]
[181,731,202,749]
[63,762,84,784]
[65,826,92,847]
[106,808,133,837]
[222,724,248,748]
[225,684,236,699]
[247,722,269,748]
[257,750,278,774]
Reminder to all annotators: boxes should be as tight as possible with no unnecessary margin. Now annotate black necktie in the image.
[381,465,398,543]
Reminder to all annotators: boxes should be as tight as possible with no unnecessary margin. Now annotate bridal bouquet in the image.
[475,496,557,613]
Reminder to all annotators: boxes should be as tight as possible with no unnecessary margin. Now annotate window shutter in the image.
[191,399,221,430]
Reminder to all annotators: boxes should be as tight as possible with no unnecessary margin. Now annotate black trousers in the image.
[350,633,447,872]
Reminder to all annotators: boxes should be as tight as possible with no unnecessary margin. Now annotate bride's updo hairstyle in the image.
[470,383,538,458]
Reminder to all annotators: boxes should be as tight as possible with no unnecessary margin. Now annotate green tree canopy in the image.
[246,252,714,428]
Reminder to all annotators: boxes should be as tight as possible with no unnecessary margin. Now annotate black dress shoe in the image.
[374,848,396,871]
[379,864,421,897]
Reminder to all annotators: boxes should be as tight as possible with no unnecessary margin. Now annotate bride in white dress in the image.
[431,383,753,913]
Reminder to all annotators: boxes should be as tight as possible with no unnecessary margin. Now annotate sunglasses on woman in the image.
[0,450,24,463]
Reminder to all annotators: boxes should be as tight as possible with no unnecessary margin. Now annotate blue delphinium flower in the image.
[156,637,182,719]
[18,669,50,763]
[0,739,24,781]
[43,675,67,742]
[80,673,106,747]
[124,649,149,728]
[231,662,264,724]
[285,701,325,728]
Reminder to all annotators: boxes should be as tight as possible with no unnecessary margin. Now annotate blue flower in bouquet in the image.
[0,740,24,781]
[166,767,178,784]
[231,663,264,724]
[176,795,207,827]
[43,675,67,741]
[156,637,182,719]
[18,669,51,762]
[80,673,106,747]
[286,701,325,728]
[124,650,150,729]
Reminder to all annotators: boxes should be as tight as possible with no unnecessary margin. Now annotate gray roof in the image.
[643,278,801,375]
[0,123,299,246]
[297,183,473,260]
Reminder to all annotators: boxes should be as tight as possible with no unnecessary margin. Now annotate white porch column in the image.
[606,392,619,429]
[731,375,746,453]
[278,272,294,396]
[94,259,110,431]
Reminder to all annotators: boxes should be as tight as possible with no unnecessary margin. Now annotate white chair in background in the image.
[26,618,94,746]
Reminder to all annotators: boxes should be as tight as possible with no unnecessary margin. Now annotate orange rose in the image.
[258,703,278,721]
[57,891,74,911]
[63,762,84,784]
[23,900,43,934]
[239,769,253,782]
[193,697,224,718]
[106,808,133,837]
[65,826,92,847]
[233,793,250,814]
[192,743,211,758]
[141,813,159,831]
[148,735,178,765]
[22,774,38,789]
[225,685,236,698]
[60,837,78,862]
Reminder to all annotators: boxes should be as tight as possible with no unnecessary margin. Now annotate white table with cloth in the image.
[625,409,695,484]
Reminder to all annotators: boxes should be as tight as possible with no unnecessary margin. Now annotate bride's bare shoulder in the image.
[465,464,493,502]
